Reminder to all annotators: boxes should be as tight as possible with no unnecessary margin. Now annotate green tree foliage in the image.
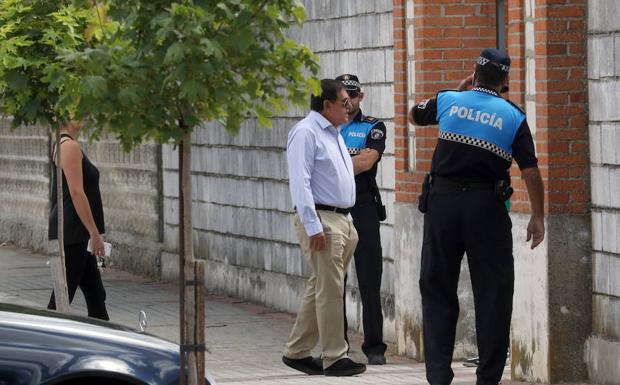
[0,0,106,127]
[53,0,319,149]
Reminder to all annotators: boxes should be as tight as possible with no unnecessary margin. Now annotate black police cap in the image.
[476,48,511,73]
[335,74,361,91]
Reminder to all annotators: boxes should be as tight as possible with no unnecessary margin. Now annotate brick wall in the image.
[398,0,499,205]
[535,0,589,215]
[400,0,588,214]
[506,0,528,211]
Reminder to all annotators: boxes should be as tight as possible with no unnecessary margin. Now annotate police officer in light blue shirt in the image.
[409,48,545,385]
[335,74,388,365]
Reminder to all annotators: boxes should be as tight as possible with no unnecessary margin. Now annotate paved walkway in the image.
[0,244,513,385]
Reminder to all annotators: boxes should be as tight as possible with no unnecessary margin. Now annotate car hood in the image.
[0,303,179,354]
[0,303,181,384]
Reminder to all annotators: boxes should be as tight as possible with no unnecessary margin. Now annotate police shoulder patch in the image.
[370,128,384,140]
[363,115,379,123]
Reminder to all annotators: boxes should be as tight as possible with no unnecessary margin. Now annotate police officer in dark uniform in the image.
[408,49,545,385]
[336,74,388,365]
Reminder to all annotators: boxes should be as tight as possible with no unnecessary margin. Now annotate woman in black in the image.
[48,120,109,320]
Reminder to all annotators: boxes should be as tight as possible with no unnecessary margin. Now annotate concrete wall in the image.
[394,204,479,361]
[586,0,620,382]
[161,0,398,342]
[0,119,51,252]
[81,137,163,278]
[0,121,163,278]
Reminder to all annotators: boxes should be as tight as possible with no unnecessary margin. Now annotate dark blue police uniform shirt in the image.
[339,110,386,194]
[411,87,538,181]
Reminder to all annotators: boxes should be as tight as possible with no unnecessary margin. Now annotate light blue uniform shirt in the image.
[287,110,356,236]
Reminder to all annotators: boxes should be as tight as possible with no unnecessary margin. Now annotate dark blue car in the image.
[0,303,215,385]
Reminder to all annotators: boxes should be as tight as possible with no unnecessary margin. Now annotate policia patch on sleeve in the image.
[370,129,384,140]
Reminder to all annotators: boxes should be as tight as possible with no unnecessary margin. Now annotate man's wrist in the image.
[304,220,323,237]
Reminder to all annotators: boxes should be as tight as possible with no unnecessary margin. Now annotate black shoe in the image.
[324,358,366,376]
[367,353,386,365]
[282,356,323,375]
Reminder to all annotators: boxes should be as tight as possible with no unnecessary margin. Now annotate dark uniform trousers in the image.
[420,179,513,385]
[345,193,387,356]
[48,241,110,321]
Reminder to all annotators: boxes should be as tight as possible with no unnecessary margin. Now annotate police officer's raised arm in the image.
[409,73,475,126]
[409,98,438,126]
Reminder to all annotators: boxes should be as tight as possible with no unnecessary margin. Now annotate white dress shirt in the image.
[287,110,356,236]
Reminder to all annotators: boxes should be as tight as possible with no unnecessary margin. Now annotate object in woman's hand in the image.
[87,240,112,257]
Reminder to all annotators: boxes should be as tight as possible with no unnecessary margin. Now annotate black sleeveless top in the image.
[48,134,105,245]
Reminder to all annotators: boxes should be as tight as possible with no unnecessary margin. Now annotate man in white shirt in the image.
[282,79,366,377]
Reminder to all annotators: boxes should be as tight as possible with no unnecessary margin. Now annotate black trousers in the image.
[420,180,513,385]
[48,241,109,321]
[344,193,387,357]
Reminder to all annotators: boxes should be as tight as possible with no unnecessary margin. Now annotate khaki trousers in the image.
[284,211,359,368]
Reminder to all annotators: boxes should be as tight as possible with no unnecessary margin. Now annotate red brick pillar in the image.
[510,0,590,382]
[396,0,499,201]
[536,2,589,215]
[393,0,410,203]
[506,0,531,211]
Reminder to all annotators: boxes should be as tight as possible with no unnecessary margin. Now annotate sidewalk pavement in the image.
[0,244,515,385]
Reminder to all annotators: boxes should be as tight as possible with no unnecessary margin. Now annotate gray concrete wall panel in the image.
[82,139,163,278]
[588,80,620,122]
[0,120,51,253]
[393,203,478,361]
[592,294,620,339]
[547,215,592,382]
[511,215,550,381]
[588,0,620,33]
[587,1,620,380]
[585,336,620,385]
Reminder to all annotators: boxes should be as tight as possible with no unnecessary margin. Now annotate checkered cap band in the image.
[439,131,512,162]
[476,56,510,72]
[341,79,360,89]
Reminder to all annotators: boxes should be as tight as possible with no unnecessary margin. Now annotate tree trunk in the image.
[178,136,187,385]
[178,129,205,385]
[51,127,70,312]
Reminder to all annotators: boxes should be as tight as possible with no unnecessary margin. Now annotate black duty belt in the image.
[432,176,495,190]
[315,204,350,215]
